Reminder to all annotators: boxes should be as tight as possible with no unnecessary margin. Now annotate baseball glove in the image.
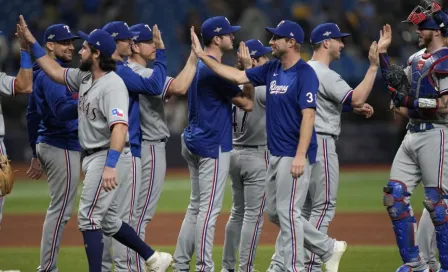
[385,64,411,108]
[0,155,14,197]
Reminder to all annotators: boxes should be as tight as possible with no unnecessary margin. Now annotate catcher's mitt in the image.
[385,64,410,94]
[385,64,411,109]
[0,155,14,197]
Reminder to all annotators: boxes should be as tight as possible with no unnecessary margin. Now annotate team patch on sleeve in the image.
[112,108,124,117]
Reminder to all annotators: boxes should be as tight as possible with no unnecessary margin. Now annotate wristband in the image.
[105,149,120,168]
[31,41,46,59]
[20,50,33,69]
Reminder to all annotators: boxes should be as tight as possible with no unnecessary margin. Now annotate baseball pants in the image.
[173,135,230,272]
[131,140,167,272]
[78,148,132,236]
[265,156,334,272]
[36,143,81,272]
[102,156,140,272]
[0,141,6,228]
[302,135,339,272]
[417,208,440,272]
[221,146,268,272]
[386,128,448,271]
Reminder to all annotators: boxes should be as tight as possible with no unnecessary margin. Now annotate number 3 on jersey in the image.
[306,92,316,103]
[232,105,248,133]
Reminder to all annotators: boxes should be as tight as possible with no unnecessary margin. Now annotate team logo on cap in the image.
[323,31,332,36]
[47,34,55,40]
[63,25,71,33]
[214,27,222,33]
[132,35,139,40]
[96,41,100,46]
[111,32,119,37]
[290,32,294,37]
[250,50,257,56]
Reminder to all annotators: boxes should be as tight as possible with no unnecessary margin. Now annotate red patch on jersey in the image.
[72,92,78,100]
[416,60,425,70]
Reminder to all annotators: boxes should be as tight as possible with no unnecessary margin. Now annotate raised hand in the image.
[237,41,252,70]
[17,15,37,45]
[368,41,379,67]
[190,26,205,59]
[378,24,392,53]
[354,103,374,118]
[152,24,165,50]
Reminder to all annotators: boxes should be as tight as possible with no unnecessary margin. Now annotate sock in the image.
[113,221,155,260]
[82,230,104,272]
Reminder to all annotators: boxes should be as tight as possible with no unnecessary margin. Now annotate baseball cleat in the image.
[145,251,173,272]
[324,241,347,272]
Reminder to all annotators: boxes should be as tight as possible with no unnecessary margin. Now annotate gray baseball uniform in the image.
[417,208,440,272]
[0,72,16,227]
[222,86,268,272]
[299,60,353,272]
[126,61,173,272]
[64,68,131,236]
[383,48,448,271]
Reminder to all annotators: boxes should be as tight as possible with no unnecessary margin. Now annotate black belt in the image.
[233,144,266,149]
[316,132,337,139]
[83,143,130,156]
[143,138,167,143]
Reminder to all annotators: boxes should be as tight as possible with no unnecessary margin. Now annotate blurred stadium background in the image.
[0,0,443,168]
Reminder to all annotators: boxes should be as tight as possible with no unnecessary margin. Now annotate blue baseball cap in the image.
[44,24,80,43]
[244,39,272,58]
[78,29,116,58]
[310,23,351,44]
[201,16,240,40]
[266,20,305,44]
[418,17,441,30]
[102,21,138,40]
[129,24,153,42]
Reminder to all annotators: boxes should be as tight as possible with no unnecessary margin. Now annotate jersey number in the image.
[232,105,248,133]
[306,92,316,103]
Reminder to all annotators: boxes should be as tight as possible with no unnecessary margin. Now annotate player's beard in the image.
[419,34,433,48]
[80,55,94,71]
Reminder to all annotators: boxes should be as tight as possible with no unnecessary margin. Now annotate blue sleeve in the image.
[342,104,353,112]
[42,76,78,121]
[26,91,40,158]
[214,75,242,98]
[121,49,167,96]
[379,53,391,81]
[298,68,319,110]
[245,62,270,87]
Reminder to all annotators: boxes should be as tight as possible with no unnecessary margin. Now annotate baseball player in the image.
[0,25,33,228]
[220,39,271,272]
[172,16,254,272]
[126,23,198,272]
[101,20,167,272]
[18,15,172,271]
[190,19,348,272]
[377,2,448,271]
[25,24,81,272]
[299,23,377,272]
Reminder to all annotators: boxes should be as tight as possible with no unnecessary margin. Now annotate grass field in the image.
[0,170,427,271]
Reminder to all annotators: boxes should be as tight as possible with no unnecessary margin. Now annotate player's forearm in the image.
[148,49,167,95]
[351,65,378,108]
[379,53,391,80]
[296,108,315,157]
[198,54,250,84]
[14,50,33,94]
[167,54,197,96]
[232,84,254,111]
[30,42,65,85]
[109,123,128,153]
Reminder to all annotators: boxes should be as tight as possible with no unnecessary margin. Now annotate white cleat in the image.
[324,241,347,272]
[145,251,173,272]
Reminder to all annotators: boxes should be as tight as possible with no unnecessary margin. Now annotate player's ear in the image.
[45,42,54,52]
[322,39,331,49]
[92,50,101,60]
[131,43,139,54]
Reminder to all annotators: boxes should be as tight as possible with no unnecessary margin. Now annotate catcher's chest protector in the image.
[410,48,448,99]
